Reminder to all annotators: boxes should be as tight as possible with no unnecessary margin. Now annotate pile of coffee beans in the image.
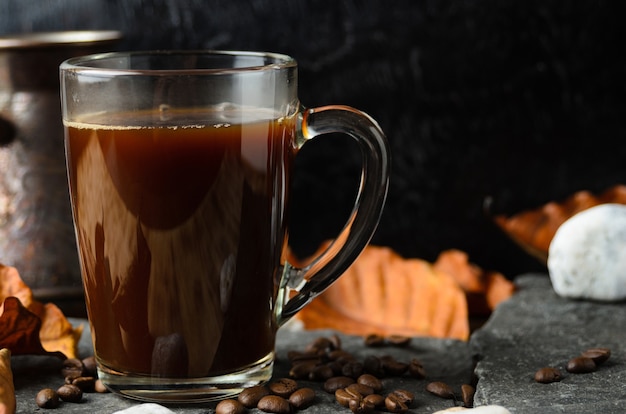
[216,378,316,414]
[35,355,109,409]
[534,347,611,384]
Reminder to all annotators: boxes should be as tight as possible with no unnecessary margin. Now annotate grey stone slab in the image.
[470,273,626,413]
[11,324,473,413]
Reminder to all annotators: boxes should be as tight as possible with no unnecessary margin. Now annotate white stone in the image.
[112,403,176,414]
[548,203,626,301]
[433,405,512,413]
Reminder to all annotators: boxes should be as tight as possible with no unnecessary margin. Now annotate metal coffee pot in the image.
[0,31,121,315]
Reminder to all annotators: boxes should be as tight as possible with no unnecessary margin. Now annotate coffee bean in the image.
[408,358,426,379]
[216,399,246,414]
[335,388,362,408]
[426,381,455,399]
[268,378,298,398]
[35,388,60,409]
[363,393,385,408]
[581,347,611,365]
[389,389,414,405]
[61,358,84,380]
[328,334,342,351]
[287,350,320,364]
[381,356,408,376]
[566,356,596,373]
[349,396,376,413]
[308,364,335,381]
[327,349,354,362]
[306,337,334,353]
[71,376,96,392]
[257,395,292,414]
[323,376,355,394]
[461,384,475,408]
[57,384,83,403]
[81,356,98,377]
[357,374,383,393]
[534,367,563,383]
[364,334,386,347]
[384,394,408,413]
[386,335,412,347]
[363,356,385,377]
[288,387,316,409]
[238,385,270,408]
[289,361,317,380]
[94,379,109,393]
[346,382,374,397]
[342,361,364,379]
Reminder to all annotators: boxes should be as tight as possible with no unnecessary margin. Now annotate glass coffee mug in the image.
[60,51,389,402]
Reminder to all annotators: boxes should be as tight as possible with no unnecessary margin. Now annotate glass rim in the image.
[60,50,297,76]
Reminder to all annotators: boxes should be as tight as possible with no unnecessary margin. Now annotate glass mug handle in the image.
[276,105,391,325]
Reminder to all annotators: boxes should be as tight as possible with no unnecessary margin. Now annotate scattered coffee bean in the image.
[461,384,475,408]
[324,376,355,394]
[566,356,596,373]
[342,361,365,379]
[61,358,84,380]
[308,364,334,381]
[346,382,374,397]
[216,398,246,414]
[381,356,408,376]
[388,389,414,406]
[426,381,455,399]
[238,385,270,408]
[386,335,412,347]
[257,395,292,414]
[534,367,563,383]
[268,378,298,398]
[349,396,375,414]
[364,334,386,347]
[581,347,611,365]
[363,355,385,378]
[306,337,335,354]
[35,388,60,409]
[363,393,385,408]
[71,376,96,392]
[81,356,98,377]
[57,383,83,403]
[357,374,383,393]
[408,358,426,379]
[335,388,363,408]
[384,393,408,413]
[328,334,342,351]
[94,379,109,393]
[289,387,316,409]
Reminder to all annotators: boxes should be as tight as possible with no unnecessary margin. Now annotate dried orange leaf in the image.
[0,297,64,358]
[0,348,15,414]
[494,184,626,263]
[433,249,515,316]
[0,265,82,359]
[0,265,32,312]
[295,245,470,340]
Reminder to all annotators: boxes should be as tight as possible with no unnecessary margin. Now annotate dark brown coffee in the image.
[65,108,295,377]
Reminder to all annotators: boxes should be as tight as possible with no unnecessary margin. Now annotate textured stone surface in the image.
[471,274,626,413]
[10,274,626,412]
[11,325,473,413]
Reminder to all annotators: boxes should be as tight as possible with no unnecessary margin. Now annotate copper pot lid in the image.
[0,30,122,49]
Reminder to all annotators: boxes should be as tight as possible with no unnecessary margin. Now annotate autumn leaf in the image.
[0,297,65,359]
[0,348,15,414]
[0,265,82,359]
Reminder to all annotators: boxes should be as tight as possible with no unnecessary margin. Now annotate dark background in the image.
[2,0,625,278]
